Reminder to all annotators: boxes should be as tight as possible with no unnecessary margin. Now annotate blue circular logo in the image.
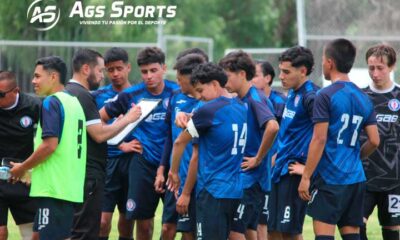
[388,99,400,112]
[20,116,33,128]
[126,199,136,212]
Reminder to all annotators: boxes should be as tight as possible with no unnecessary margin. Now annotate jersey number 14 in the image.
[231,123,247,155]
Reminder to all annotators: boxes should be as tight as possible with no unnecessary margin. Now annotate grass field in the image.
[7,206,382,239]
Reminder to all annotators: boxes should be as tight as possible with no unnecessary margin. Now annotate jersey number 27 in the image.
[337,113,363,147]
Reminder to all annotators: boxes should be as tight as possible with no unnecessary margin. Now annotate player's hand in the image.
[241,156,261,171]
[154,168,166,194]
[126,104,142,122]
[166,171,180,194]
[288,162,305,176]
[175,112,192,129]
[298,176,311,201]
[118,139,143,153]
[176,192,191,215]
[9,162,26,182]
[20,171,32,186]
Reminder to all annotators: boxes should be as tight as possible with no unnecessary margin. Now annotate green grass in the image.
[7,206,382,239]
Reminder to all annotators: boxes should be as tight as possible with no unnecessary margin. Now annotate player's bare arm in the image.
[360,124,380,159]
[88,105,141,143]
[242,119,279,170]
[10,137,58,179]
[176,144,198,215]
[298,122,328,201]
[167,130,193,193]
[154,165,166,194]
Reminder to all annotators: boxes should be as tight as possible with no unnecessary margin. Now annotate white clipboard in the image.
[107,98,161,145]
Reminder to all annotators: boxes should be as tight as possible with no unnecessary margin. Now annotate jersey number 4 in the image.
[231,123,247,155]
[337,113,363,147]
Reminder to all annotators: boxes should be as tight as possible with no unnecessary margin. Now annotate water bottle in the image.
[0,166,10,180]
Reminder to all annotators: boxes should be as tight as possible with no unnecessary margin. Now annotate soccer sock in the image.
[315,235,334,240]
[118,237,133,240]
[382,228,400,240]
[98,237,108,240]
[341,233,360,240]
[360,224,368,240]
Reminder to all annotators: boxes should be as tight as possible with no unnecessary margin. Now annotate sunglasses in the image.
[0,87,16,98]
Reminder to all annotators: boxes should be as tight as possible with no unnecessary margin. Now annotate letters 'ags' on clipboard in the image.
[107,98,162,146]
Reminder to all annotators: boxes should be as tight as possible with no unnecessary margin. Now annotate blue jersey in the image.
[104,80,179,165]
[163,90,199,193]
[266,90,287,174]
[313,81,376,185]
[241,86,276,192]
[269,90,287,124]
[188,96,247,199]
[92,84,123,158]
[271,80,319,183]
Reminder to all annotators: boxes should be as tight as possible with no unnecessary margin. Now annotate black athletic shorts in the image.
[177,191,196,233]
[125,153,163,220]
[0,181,37,226]
[196,189,239,240]
[162,189,178,224]
[102,154,131,213]
[231,182,263,233]
[33,197,75,240]
[268,174,307,234]
[307,175,365,228]
[364,187,400,226]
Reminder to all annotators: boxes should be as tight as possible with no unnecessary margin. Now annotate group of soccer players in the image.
[0,37,398,240]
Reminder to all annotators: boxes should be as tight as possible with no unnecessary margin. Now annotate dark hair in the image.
[176,48,209,62]
[36,56,67,84]
[72,48,102,73]
[0,71,17,88]
[256,60,275,86]
[104,47,129,64]
[136,47,165,66]
[279,46,314,76]
[191,63,227,87]
[174,54,206,75]
[365,44,397,67]
[219,50,255,81]
[324,38,356,74]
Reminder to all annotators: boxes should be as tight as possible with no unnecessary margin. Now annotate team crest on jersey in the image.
[294,95,300,107]
[20,116,33,128]
[126,199,136,212]
[162,98,169,109]
[388,99,400,112]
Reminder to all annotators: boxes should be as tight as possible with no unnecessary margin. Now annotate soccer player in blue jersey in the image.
[99,47,179,240]
[268,46,320,240]
[252,60,287,123]
[252,60,287,240]
[360,45,400,240]
[298,38,380,240]
[167,62,247,240]
[92,47,136,240]
[218,51,279,240]
[155,53,205,240]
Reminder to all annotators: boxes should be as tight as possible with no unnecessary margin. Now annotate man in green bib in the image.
[10,56,87,240]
